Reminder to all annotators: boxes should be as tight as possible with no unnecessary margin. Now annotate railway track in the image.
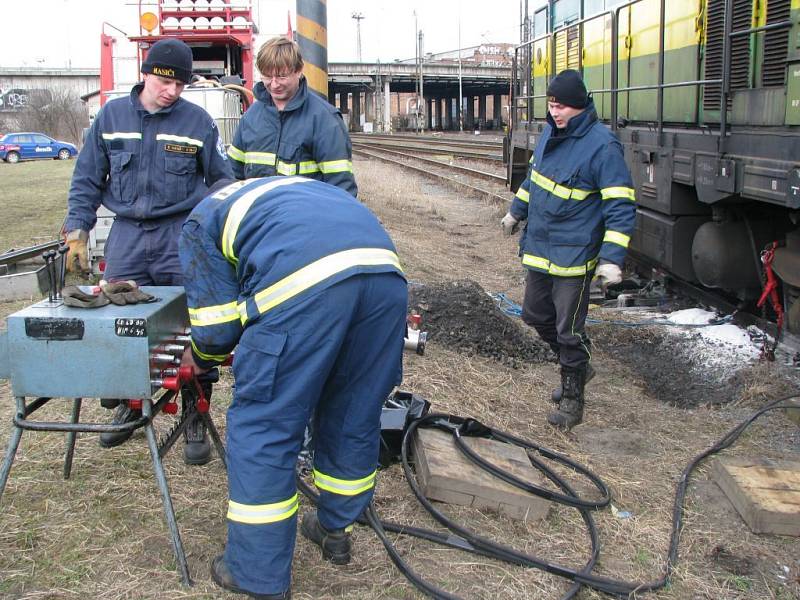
[350,133,504,162]
[353,145,512,204]
[353,143,506,184]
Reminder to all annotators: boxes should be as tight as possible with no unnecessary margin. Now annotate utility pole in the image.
[352,12,364,62]
[418,29,425,133]
[458,2,464,132]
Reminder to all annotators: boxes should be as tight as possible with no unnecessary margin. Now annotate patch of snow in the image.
[663,309,762,381]
[667,308,716,325]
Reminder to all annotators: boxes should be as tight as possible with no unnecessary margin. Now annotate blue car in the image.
[0,132,77,163]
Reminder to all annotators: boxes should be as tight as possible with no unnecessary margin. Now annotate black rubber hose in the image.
[402,415,635,597]
[298,394,799,598]
[450,417,611,509]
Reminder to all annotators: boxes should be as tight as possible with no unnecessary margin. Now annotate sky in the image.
[0,0,533,69]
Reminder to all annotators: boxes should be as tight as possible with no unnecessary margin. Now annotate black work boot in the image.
[210,555,291,599]
[99,402,142,448]
[182,380,212,466]
[551,362,595,404]
[300,511,352,565]
[547,365,586,431]
[183,413,211,465]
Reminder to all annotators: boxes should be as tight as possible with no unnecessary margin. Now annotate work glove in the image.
[62,285,110,309]
[500,212,520,236]
[100,280,157,305]
[65,230,90,275]
[595,261,622,292]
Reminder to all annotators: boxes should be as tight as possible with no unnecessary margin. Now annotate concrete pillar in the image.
[352,92,361,132]
[434,98,442,130]
[466,95,475,130]
[454,97,461,131]
[328,85,336,106]
[365,90,374,124]
[494,94,502,127]
[339,91,349,114]
[383,79,391,133]
[426,98,433,130]
[478,95,487,129]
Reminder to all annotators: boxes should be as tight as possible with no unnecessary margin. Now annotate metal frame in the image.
[0,388,226,587]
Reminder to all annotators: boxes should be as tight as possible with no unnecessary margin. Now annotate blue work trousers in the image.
[224,272,407,595]
[103,215,186,285]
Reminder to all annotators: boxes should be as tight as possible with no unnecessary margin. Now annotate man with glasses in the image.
[228,37,357,196]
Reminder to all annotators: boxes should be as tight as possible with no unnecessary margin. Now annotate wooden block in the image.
[412,428,550,522]
[712,456,800,536]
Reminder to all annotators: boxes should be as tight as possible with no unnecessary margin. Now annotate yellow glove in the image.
[65,230,89,274]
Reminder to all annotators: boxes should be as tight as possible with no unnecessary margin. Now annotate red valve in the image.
[161,376,181,391]
[163,400,179,414]
[128,399,142,410]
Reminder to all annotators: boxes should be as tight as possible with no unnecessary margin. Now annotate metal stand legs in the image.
[0,394,224,586]
[141,399,192,586]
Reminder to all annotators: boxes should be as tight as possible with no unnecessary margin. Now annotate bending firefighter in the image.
[501,69,635,430]
[227,36,357,196]
[179,177,407,599]
[64,38,234,463]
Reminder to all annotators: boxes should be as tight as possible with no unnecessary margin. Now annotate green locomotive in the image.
[506,0,800,333]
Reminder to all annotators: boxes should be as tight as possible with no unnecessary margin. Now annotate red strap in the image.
[757,242,784,332]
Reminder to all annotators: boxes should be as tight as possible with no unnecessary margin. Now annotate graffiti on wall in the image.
[0,88,51,112]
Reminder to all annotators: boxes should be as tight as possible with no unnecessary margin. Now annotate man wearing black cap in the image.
[65,38,233,463]
[501,69,635,430]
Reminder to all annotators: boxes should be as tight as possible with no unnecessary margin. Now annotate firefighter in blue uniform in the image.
[227,37,357,197]
[501,69,635,430]
[64,38,234,463]
[179,177,406,599]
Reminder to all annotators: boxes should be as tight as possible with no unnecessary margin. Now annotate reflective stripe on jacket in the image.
[510,100,635,276]
[65,83,233,233]
[179,177,403,369]
[228,78,357,197]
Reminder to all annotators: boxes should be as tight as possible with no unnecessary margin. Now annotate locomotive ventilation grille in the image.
[704,0,790,110]
[762,0,790,87]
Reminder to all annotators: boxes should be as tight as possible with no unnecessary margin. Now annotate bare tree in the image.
[15,88,89,147]
[0,113,17,137]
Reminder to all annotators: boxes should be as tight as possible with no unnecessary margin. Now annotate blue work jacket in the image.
[227,78,357,197]
[510,101,635,276]
[65,84,233,233]
[179,177,403,369]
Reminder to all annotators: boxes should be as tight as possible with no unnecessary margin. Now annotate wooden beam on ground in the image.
[413,428,550,521]
[712,457,800,536]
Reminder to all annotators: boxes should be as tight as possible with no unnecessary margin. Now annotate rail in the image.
[510,0,794,152]
[353,146,511,204]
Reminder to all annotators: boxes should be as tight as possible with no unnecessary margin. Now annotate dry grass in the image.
[0,158,799,599]
[0,160,73,252]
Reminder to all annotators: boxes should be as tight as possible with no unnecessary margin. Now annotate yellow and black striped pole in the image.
[296,0,328,98]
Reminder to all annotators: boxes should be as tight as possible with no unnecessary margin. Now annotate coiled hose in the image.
[298,394,799,599]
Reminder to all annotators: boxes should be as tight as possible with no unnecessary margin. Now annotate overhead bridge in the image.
[328,62,511,133]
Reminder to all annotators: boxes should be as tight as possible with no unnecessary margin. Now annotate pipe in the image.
[719,0,733,154]
[404,328,427,355]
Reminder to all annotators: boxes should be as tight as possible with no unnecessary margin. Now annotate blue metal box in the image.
[3,286,188,399]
